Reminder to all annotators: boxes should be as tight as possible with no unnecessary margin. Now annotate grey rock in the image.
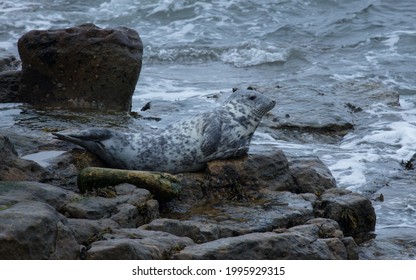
[67,218,120,246]
[0,181,76,210]
[140,218,223,244]
[143,191,314,243]
[173,230,348,260]
[289,156,337,194]
[61,185,157,227]
[316,188,376,238]
[0,134,48,181]
[86,229,194,260]
[0,201,78,259]
[206,150,296,192]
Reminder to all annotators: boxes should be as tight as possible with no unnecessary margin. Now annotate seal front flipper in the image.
[200,113,222,157]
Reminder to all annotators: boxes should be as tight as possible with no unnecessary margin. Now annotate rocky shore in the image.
[0,24,389,260]
[0,136,374,259]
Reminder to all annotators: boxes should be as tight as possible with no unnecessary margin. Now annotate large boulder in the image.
[0,201,79,259]
[17,23,143,111]
[288,156,337,194]
[316,188,376,239]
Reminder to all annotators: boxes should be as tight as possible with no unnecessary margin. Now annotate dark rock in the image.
[144,190,314,243]
[140,218,226,244]
[163,152,334,218]
[61,184,159,227]
[316,188,376,239]
[173,221,357,260]
[0,181,75,210]
[67,218,120,246]
[85,229,194,260]
[0,51,20,72]
[0,70,21,103]
[17,23,143,111]
[206,150,295,192]
[0,134,49,181]
[288,156,337,194]
[0,201,78,259]
[44,148,106,192]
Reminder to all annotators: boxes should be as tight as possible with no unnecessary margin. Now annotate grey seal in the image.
[53,89,276,173]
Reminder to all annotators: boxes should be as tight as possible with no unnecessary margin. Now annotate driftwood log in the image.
[77,167,181,202]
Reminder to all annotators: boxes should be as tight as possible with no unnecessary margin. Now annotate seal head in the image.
[53,89,275,173]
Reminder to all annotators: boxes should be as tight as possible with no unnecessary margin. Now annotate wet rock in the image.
[0,201,78,259]
[288,156,337,194]
[146,190,314,243]
[0,134,49,181]
[0,49,21,103]
[17,23,143,111]
[173,221,357,260]
[315,188,376,239]
[61,184,159,227]
[44,148,106,192]
[0,51,20,72]
[140,218,227,244]
[0,181,76,209]
[67,218,120,246]
[85,229,194,260]
[163,152,334,218]
[255,81,400,144]
[206,150,296,192]
[0,70,21,103]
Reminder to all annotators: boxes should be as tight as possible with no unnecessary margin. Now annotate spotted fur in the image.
[53,90,276,173]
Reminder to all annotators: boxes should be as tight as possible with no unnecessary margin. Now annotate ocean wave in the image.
[144,41,290,67]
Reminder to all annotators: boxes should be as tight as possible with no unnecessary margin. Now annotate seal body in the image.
[53,90,276,173]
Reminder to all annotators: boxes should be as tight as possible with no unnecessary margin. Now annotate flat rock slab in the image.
[143,191,314,243]
[0,181,76,209]
[173,222,357,260]
[85,229,194,260]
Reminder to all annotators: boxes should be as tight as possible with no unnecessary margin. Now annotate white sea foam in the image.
[220,42,289,67]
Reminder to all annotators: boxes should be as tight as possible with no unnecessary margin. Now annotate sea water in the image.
[1,0,416,259]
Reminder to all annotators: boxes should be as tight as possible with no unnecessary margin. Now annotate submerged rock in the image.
[17,23,143,111]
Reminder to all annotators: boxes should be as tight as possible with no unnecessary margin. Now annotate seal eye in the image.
[249,96,257,100]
